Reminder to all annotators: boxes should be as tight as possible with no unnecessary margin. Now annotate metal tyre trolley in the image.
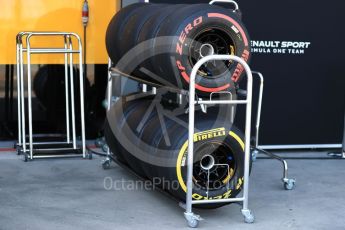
[102,56,296,228]
[98,0,296,227]
[182,55,253,227]
[103,54,256,227]
[16,32,86,161]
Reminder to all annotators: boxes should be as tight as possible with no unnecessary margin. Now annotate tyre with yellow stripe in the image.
[105,97,248,209]
[139,116,246,209]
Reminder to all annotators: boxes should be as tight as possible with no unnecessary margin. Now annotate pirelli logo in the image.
[194,128,226,142]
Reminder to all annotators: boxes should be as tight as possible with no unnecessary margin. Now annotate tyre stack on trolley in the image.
[105,3,251,209]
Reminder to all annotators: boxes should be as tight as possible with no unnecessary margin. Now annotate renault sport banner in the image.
[145,0,345,147]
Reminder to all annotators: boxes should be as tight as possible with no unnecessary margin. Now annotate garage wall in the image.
[0,0,119,64]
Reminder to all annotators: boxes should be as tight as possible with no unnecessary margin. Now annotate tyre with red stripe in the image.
[116,4,166,60]
[152,4,251,95]
[105,4,251,96]
[135,4,187,82]
[106,3,147,66]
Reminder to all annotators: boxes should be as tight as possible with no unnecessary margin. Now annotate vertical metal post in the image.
[342,110,345,158]
[107,59,113,112]
[241,62,253,213]
[185,65,196,215]
[76,36,86,157]
[252,71,264,148]
[19,41,26,153]
[106,59,113,158]
[26,35,33,159]
[68,36,77,150]
[64,36,71,143]
[142,84,147,93]
[16,41,22,146]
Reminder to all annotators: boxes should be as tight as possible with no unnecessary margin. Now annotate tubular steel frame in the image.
[105,55,259,227]
[184,55,254,227]
[16,32,86,161]
[101,0,297,227]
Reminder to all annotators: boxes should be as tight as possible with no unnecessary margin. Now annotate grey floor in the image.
[0,151,344,230]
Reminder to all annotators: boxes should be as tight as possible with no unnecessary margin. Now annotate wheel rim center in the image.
[200,43,215,58]
[200,154,215,171]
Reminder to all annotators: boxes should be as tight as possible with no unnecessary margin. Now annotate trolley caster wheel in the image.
[86,152,93,160]
[23,153,29,162]
[102,160,111,170]
[251,150,259,162]
[187,219,199,228]
[101,144,109,153]
[184,212,202,228]
[283,179,296,190]
[242,209,255,224]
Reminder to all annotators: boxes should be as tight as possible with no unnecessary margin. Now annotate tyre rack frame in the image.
[104,56,295,227]
[106,56,254,226]
[100,0,296,228]
[103,58,295,227]
[16,32,86,161]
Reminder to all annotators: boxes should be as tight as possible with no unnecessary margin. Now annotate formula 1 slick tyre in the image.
[105,96,248,209]
[106,3,251,96]
[152,4,251,95]
[106,3,147,65]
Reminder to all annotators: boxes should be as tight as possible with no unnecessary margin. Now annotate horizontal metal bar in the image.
[109,68,189,95]
[32,154,83,159]
[191,197,244,205]
[258,144,342,150]
[197,100,248,105]
[18,32,78,35]
[33,148,79,152]
[23,142,72,146]
[23,49,80,54]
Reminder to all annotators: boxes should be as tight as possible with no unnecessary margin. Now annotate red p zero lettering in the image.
[176,16,203,56]
[184,24,193,35]
[176,60,186,71]
[193,16,203,27]
[176,43,183,55]
[179,31,187,44]
[231,49,250,82]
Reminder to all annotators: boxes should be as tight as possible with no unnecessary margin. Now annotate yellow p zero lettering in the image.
[222,190,232,199]
[236,178,243,190]
[192,193,203,200]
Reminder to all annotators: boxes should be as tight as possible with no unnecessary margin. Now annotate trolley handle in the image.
[209,0,239,12]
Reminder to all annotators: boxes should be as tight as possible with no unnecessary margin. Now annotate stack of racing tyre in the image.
[105,2,251,209]
[106,2,251,96]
